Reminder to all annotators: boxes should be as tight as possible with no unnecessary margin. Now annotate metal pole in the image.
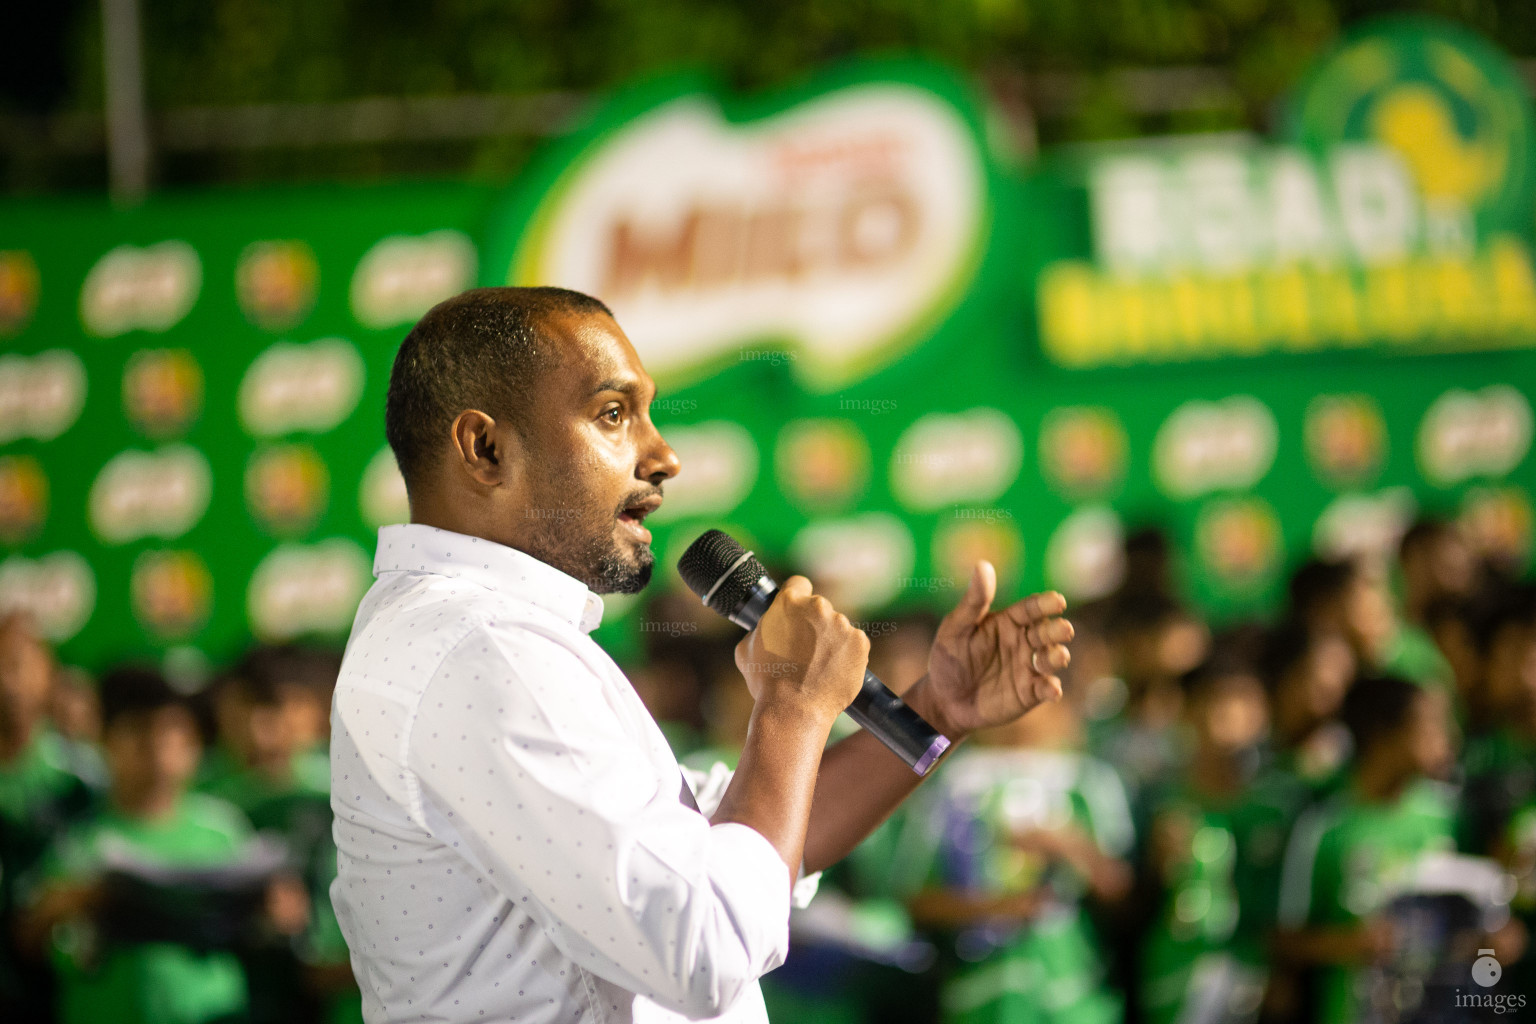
[102,0,150,204]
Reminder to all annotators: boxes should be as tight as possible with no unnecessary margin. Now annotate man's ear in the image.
[449,409,518,487]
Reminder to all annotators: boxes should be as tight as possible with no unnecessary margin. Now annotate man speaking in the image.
[329,287,1074,1023]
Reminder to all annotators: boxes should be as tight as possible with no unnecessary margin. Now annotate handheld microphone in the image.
[676,529,950,776]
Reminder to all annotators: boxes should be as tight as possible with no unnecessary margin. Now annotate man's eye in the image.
[602,406,623,424]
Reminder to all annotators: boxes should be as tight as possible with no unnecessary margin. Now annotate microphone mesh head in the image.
[676,530,768,617]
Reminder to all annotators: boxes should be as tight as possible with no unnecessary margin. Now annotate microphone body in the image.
[678,531,950,776]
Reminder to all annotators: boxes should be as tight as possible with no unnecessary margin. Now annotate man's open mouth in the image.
[616,495,662,543]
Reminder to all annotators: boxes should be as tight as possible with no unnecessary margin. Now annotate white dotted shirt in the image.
[331,524,804,1024]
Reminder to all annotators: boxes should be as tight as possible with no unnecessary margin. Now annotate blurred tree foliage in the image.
[4,0,1535,188]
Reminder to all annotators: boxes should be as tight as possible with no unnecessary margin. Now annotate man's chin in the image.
[591,542,654,595]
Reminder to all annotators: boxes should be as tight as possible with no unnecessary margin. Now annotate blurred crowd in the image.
[0,515,1533,1024]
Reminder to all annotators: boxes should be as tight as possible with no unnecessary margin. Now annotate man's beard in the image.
[519,489,657,595]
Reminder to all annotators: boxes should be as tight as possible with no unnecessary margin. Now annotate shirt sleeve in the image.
[407,623,791,1019]
[680,761,823,910]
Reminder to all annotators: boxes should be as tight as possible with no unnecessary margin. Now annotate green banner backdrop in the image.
[2,15,1533,674]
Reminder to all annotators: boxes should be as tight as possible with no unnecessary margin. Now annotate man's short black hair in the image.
[100,665,186,731]
[1286,557,1358,621]
[384,286,614,492]
[1340,674,1422,755]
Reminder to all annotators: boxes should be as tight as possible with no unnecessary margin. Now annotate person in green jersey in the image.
[900,694,1133,1024]
[1140,653,1303,1024]
[197,646,342,1024]
[1459,587,1536,856]
[1275,675,1460,1024]
[18,666,309,1024]
[1397,519,1477,632]
[1256,622,1356,797]
[1287,558,1452,694]
[0,614,101,1023]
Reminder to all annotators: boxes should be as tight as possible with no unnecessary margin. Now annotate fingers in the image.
[938,561,997,638]
[1031,644,1071,673]
[1024,616,1075,648]
[778,575,813,600]
[1005,590,1068,627]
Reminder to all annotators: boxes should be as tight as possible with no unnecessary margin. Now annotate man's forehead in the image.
[553,310,655,398]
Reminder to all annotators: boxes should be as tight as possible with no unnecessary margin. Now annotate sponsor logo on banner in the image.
[122,349,203,439]
[790,512,915,612]
[237,240,319,330]
[247,538,371,640]
[1417,385,1532,487]
[0,251,40,335]
[1305,394,1387,487]
[246,443,329,535]
[1313,487,1418,567]
[1154,396,1278,500]
[933,518,1023,597]
[0,350,86,444]
[1461,485,1533,569]
[1039,407,1128,499]
[0,456,47,545]
[1045,505,1127,602]
[239,338,365,436]
[1196,496,1283,589]
[359,446,410,529]
[1289,18,1535,248]
[131,550,213,640]
[80,241,201,336]
[0,551,95,642]
[351,230,477,329]
[776,419,870,512]
[505,78,986,389]
[89,446,212,544]
[648,420,758,522]
[890,408,1023,513]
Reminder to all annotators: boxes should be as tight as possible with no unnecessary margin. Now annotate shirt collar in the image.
[374,524,605,634]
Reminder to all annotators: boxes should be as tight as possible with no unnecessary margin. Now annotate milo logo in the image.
[1417,385,1532,487]
[88,446,212,545]
[0,350,86,444]
[80,241,201,336]
[239,338,365,437]
[890,408,1023,513]
[247,538,371,640]
[790,513,915,612]
[501,76,986,390]
[647,420,758,522]
[1313,487,1417,567]
[1045,505,1127,602]
[0,551,95,642]
[1154,396,1278,500]
[350,230,477,330]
